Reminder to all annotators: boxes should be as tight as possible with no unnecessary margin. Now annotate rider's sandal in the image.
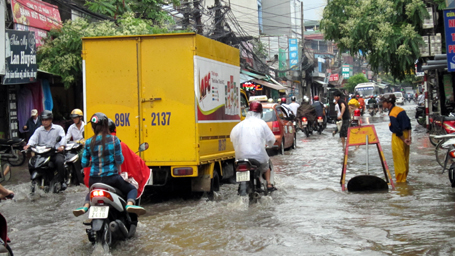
[267,185,277,192]
[126,205,146,216]
[73,207,88,217]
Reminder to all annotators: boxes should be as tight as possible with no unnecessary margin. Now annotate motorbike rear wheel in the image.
[304,128,309,137]
[97,220,112,252]
[429,125,446,146]
[449,168,455,187]
[8,149,25,166]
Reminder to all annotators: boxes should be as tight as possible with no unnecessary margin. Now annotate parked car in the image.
[261,103,297,154]
[383,92,405,105]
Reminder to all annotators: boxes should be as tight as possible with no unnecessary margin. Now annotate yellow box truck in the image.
[82,33,249,197]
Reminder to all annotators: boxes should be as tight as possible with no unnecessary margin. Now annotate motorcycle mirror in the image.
[138,142,149,152]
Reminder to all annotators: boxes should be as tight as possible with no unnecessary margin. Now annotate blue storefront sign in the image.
[288,39,299,70]
[443,9,455,72]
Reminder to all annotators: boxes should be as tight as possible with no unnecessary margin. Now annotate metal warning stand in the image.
[340,125,395,191]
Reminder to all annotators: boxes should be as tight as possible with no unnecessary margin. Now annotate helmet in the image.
[89,112,108,130]
[108,119,116,133]
[303,96,309,103]
[249,101,263,113]
[355,94,360,98]
[40,110,53,120]
[291,96,296,101]
[313,95,319,101]
[370,95,374,99]
[70,108,83,118]
[281,97,287,104]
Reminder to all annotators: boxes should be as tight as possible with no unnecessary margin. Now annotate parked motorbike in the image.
[415,105,425,126]
[440,139,455,187]
[235,159,274,203]
[28,137,65,194]
[0,194,14,256]
[0,138,25,166]
[83,142,148,252]
[64,141,84,186]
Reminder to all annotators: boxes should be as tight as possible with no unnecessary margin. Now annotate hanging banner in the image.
[288,38,299,70]
[3,30,37,85]
[10,0,61,31]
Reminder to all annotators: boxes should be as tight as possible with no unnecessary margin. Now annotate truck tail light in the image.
[272,121,281,135]
[173,167,193,176]
[236,163,249,172]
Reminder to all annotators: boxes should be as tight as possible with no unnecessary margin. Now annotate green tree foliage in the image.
[321,0,428,81]
[37,13,180,89]
[345,73,369,93]
[85,0,180,24]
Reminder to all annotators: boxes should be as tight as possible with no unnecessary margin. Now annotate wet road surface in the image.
[2,102,455,255]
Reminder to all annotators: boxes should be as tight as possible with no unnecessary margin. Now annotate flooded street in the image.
[3,103,455,255]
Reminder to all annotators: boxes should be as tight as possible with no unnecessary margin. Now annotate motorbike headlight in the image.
[34,146,51,154]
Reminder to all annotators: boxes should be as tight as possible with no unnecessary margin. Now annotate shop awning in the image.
[251,79,287,92]
[314,80,327,85]
[240,74,255,83]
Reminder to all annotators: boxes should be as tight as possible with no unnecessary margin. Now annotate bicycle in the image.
[0,154,12,184]
[433,133,455,170]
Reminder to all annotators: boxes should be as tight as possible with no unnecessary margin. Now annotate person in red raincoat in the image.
[83,120,150,198]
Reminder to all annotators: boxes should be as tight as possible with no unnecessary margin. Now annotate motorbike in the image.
[440,138,455,187]
[300,116,313,137]
[415,105,425,126]
[28,137,65,194]
[235,159,274,203]
[64,141,84,186]
[368,103,377,116]
[351,109,361,127]
[315,116,324,134]
[0,194,14,256]
[83,143,148,251]
[0,138,26,166]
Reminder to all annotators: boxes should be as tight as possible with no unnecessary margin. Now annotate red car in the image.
[261,103,297,154]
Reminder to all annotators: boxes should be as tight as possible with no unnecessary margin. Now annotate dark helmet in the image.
[281,97,287,104]
[314,95,319,101]
[108,118,116,133]
[41,110,53,120]
[291,96,296,102]
[249,101,263,113]
[89,112,108,130]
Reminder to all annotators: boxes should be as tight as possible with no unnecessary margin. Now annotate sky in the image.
[303,0,326,22]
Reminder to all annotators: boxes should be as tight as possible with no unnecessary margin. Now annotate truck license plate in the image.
[236,171,250,182]
[88,206,109,219]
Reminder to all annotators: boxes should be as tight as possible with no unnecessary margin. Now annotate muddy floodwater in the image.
[3,103,455,255]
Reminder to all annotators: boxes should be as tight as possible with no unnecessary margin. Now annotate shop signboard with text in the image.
[14,24,47,47]
[10,0,61,31]
[3,30,37,85]
[444,8,455,72]
[289,38,299,70]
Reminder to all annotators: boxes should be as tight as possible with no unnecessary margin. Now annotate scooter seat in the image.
[444,116,455,121]
[0,137,24,145]
[90,183,125,198]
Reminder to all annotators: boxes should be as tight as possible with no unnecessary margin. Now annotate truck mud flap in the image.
[191,174,211,192]
[147,168,169,186]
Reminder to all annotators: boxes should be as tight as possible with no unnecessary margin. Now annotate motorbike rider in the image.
[312,95,326,119]
[23,109,42,142]
[358,95,365,115]
[418,91,425,106]
[23,110,67,190]
[297,96,317,127]
[368,95,378,113]
[73,112,146,217]
[280,97,295,119]
[65,109,85,144]
[230,101,277,192]
[348,94,361,118]
[288,96,300,116]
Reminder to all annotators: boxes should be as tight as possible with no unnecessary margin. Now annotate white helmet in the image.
[303,96,309,103]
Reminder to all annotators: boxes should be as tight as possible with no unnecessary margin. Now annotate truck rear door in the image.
[83,38,141,150]
[138,36,197,164]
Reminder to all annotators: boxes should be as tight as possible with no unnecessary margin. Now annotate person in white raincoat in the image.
[230,101,277,191]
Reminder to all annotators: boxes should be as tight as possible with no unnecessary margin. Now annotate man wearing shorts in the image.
[334,91,350,149]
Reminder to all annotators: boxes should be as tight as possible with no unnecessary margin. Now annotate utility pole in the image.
[193,0,203,34]
[301,1,310,100]
[182,0,190,30]
[214,0,224,38]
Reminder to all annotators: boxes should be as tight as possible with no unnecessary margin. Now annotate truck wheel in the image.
[208,171,220,201]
